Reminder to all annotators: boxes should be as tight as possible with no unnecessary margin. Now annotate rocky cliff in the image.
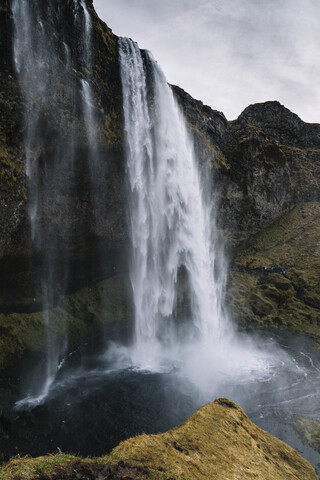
[1,0,320,381]
[0,0,125,313]
[175,88,320,240]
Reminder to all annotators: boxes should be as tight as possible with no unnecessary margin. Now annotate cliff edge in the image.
[0,399,317,480]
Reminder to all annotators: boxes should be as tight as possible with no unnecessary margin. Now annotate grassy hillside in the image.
[229,202,320,342]
[0,398,317,480]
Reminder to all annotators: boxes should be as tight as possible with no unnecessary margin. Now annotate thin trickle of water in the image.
[80,0,92,69]
[119,38,230,369]
[11,0,99,401]
[63,42,72,71]
[78,5,103,224]
[81,79,97,146]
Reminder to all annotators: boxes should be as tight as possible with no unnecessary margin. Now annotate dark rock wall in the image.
[175,87,320,242]
[0,0,27,256]
[219,101,320,240]
[0,0,126,311]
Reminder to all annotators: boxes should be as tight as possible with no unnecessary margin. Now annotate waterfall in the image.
[11,0,274,405]
[119,38,230,370]
[11,0,98,401]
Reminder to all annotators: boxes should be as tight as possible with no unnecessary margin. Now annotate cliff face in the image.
[0,0,126,312]
[175,89,320,241]
[219,104,320,335]
[0,0,27,257]
[220,101,320,239]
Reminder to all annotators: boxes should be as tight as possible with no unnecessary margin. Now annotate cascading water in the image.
[119,38,231,370]
[12,0,100,402]
[117,38,279,390]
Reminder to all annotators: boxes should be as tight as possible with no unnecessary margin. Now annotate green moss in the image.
[0,399,317,480]
[212,148,231,171]
[0,454,79,480]
[229,202,320,339]
[0,144,25,182]
[249,292,275,317]
[102,109,122,148]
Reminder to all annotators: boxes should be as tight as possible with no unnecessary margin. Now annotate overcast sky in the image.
[93,0,320,123]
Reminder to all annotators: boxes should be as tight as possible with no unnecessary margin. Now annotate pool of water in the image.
[2,330,320,475]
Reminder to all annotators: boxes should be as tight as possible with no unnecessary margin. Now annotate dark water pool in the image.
[1,331,320,476]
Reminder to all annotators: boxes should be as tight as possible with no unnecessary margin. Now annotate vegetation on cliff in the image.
[0,398,317,480]
[229,202,320,342]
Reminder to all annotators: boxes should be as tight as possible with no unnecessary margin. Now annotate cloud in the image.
[94,0,320,122]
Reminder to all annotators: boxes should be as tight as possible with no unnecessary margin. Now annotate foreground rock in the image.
[0,398,317,480]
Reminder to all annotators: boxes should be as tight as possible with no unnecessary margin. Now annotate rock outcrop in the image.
[0,399,317,480]
[219,101,320,239]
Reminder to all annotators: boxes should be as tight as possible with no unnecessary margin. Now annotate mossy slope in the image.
[228,202,320,340]
[0,398,317,480]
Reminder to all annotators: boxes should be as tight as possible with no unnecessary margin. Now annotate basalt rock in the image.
[219,101,320,239]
